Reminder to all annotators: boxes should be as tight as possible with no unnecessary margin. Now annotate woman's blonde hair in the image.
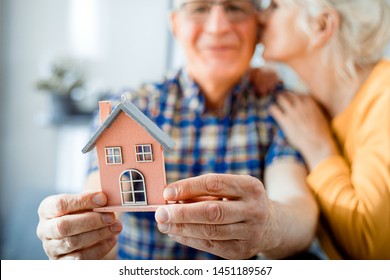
[283,0,390,81]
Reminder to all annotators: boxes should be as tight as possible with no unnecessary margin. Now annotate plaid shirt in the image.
[88,69,303,260]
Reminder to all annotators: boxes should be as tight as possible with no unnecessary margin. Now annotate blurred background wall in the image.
[0,0,389,260]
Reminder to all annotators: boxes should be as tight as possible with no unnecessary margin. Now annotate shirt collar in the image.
[177,68,251,116]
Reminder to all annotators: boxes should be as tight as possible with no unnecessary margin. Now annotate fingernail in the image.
[93,193,106,206]
[155,207,170,224]
[111,221,122,233]
[101,214,114,224]
[157,223,170,233]
[163,187,177,200]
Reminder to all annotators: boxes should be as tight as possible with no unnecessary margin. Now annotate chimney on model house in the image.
[99,101,112,124]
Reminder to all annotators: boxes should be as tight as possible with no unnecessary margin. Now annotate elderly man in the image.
[37,0,318,260]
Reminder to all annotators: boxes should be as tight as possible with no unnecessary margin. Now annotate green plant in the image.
[36,58,85,96]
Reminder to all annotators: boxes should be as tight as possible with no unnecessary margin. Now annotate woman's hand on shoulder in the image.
[269,92,339,170]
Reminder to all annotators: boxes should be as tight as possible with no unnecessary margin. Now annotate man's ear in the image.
[170,12,178,38]
[311,9,339,48]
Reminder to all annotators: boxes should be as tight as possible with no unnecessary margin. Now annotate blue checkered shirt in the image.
[88,69,303,259]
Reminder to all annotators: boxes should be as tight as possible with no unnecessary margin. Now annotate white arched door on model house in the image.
[119,169,147,205]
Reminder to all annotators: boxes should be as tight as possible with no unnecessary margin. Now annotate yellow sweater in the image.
[307,60,390,260]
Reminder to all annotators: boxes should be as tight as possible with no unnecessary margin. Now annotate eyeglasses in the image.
[179,0,258,23]
[259,0,272,11]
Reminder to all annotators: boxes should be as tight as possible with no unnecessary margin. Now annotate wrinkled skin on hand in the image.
[36,192,122,260]
[155,174,280,259]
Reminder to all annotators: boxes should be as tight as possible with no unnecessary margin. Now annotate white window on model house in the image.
[119,169,147,205]
[105,147,122,165]
[135,144,153,162]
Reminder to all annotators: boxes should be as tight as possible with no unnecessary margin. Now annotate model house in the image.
[82,98,175,212]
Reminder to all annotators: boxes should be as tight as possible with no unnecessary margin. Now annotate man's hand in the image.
[155,174,280,259]
[36,192,122,260]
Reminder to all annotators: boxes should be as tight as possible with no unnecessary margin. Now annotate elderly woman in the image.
[259,0,390,259]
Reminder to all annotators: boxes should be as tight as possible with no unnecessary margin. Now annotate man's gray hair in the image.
[173,0,184,9]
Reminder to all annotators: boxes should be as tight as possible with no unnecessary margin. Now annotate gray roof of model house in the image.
[82,100,175,154]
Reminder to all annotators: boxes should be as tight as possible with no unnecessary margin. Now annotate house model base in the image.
[93,201,178,212]
[93,205,161,212]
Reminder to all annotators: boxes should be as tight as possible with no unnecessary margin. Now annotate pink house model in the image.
[82,98,175,212]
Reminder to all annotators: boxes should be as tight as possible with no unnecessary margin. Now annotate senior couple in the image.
[37,0,390,260]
